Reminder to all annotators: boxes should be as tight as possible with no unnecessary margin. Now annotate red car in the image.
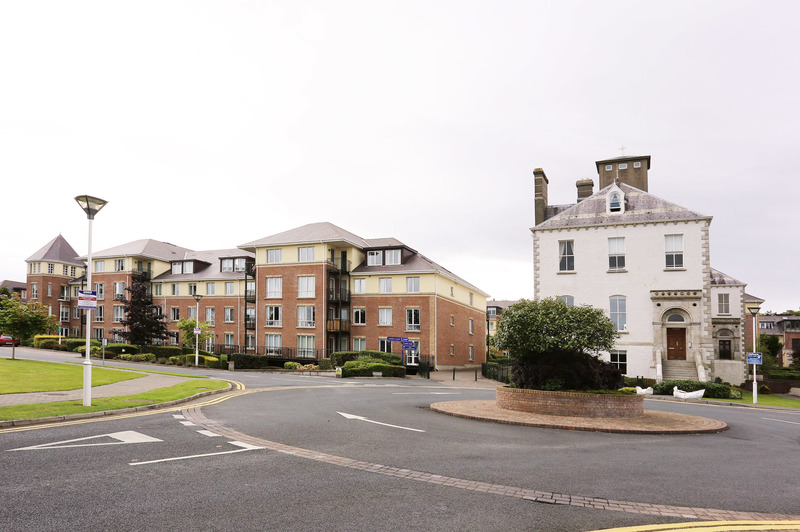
[0,335,19,346]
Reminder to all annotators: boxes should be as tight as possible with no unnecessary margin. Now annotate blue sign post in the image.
[746,352,762,404]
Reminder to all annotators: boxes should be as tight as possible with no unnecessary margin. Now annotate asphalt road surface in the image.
[2,367,799,531]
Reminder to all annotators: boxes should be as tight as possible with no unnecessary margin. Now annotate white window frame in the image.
[353,337,366,351]
[224,307,234,323]
[265,334,282,354]
[297,335,315,358]
[618,162,628,170]
[266,277,282,298]
[225,282,234,296]
[298,276,315,298]
[610,296,627,332]
[367,251,383,266]
[172,262,182,274]
[170,307,180,321]
[113,305,124,323]
[378,308,392,326]
[113,259,124,272]
[718,293,731,315]
[206,282,215,295]
[559,240,574,272]
[379,277,392,293]
[206,307,215,326]
[266,305,281,327]
[224,333,234,346]
[172,284,179,296]
[385,249,401,265]
[297,306,315,327]
[665,235,684,269]
[469,318,474,334]
[353,278,366,294]
[267,249,282,264]
[353,308,366,325]
[221,259,233,272]
[298,246,314,262]
[610,350,627,374]
[608,237,625,270]
[558,295,575,307]
[406,308,420,332]
[406,277,420,293]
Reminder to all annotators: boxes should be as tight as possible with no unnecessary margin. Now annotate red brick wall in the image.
[497,387,644,418]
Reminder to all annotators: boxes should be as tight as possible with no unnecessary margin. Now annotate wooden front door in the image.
[667,328,686,360]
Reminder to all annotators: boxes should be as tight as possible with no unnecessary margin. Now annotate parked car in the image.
[0,335,20,346]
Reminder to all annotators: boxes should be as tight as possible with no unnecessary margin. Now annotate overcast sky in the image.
[1,1,797,312]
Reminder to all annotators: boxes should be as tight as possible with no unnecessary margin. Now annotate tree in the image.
[175,317,212,349]
[494,298,620,390]
[119,274,169,346]
[0,294,57,360]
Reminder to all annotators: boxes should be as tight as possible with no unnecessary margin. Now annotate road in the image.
[1,353,799,531]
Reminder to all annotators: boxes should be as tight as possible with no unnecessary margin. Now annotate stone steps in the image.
[662,361,698,381]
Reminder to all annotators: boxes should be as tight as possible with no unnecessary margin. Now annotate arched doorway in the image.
[665,312,687,360]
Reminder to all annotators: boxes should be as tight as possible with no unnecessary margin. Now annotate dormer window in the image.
[385,249,401,265]
[609,193,621,212]
[606,185,625,214]
[367,251,383,266]
[172,262,182,274]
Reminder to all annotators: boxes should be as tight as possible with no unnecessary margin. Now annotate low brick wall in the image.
[496,386,644,418]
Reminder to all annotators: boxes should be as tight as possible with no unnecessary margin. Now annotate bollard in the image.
[453,367,456,380]
[475,368,478,381]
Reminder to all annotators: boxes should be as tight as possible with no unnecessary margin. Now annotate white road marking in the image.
[173,414,185,420]
[197,430,220,437]
[9,431,162,451]
[763,417,800,426]
[337,411,425,433]
[391,392,460,395]
[130,441,265,465]
[179,421,196,426]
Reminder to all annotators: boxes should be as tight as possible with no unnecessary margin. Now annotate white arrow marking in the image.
[9,431,162,451]
[130,441,264,465]
[337,412,425,433]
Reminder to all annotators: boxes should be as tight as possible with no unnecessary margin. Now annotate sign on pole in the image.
[746,352,762,365]
[77,290,97,310]
[193,327,201,335]
[387,336,402,342]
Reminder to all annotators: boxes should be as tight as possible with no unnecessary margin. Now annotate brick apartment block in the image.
[23,223,488,369]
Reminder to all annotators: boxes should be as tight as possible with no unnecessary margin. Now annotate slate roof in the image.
[0,280,27,292]
[239,222,370,249]
[710,269,745,286]
[83,239,193,262]
[487,300,518,310]
[25,235,83,266]
[242,223,487,296]
[153,249,255,282]
[533,183,711,230]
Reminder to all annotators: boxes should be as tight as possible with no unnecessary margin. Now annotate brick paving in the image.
[430,399,729,434]
[182,403,800,522]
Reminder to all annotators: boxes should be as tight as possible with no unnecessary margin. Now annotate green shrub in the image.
[65,339,87,351]
[759,385,770,394]
[118,353,157,363]
[623,376,658,388]
[156,357,168,364]
[284,361,302,369]
[618,387,637,394]
[140,345,185,359]
[331,350,402,367]
[33,335,61,348]
[318,358,333,370]
[39,339,57,350]
[763,369,800,381]
[653,379,740,399]
[341,360,406,378]
[230,353,272,370]
[181,354,217,367]
[104,343,139,357]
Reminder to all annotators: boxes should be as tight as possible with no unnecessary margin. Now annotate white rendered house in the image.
[531,155,747,384]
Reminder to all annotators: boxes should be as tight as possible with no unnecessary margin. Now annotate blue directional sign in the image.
[746,352,762,365]
[387,337,402,342]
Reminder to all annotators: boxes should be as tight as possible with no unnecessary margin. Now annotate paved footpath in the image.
[0,372,193,407]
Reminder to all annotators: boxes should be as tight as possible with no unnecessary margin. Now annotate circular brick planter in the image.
[496,386,644,418]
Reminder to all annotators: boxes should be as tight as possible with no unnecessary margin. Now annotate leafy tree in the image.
[119,274,169,346]
[494,298,620,390]
[175,317,212,349]
[758,335,782,359]
[0,294,57,360]
[0,286,11,297]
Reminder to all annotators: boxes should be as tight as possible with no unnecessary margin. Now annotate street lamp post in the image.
[194,294,203,366]
[75,195,108,407]
[749,305,761,404]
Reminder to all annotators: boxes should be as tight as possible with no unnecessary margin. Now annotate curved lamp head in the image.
[749,306,760,317]
[74,195,108,220]
[194,294,203,303]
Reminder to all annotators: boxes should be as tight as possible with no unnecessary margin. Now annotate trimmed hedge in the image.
[140,345,186,358]
[118,353,157,363]
[764,369,800,381]
[653,379,742,399]
[318,358,333,370]
[331,350,402,367]
[284,361,302,369]
[341,360,405,378]
[230,353,274,370]
[104,343,139,357]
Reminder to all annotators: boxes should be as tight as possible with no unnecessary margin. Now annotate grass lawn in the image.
[705,391,800,408]
[0,380,229,421]
[0,358,145,394]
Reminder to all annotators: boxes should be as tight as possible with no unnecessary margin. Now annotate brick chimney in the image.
[576,179,594,202]
[534,168,549,225]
